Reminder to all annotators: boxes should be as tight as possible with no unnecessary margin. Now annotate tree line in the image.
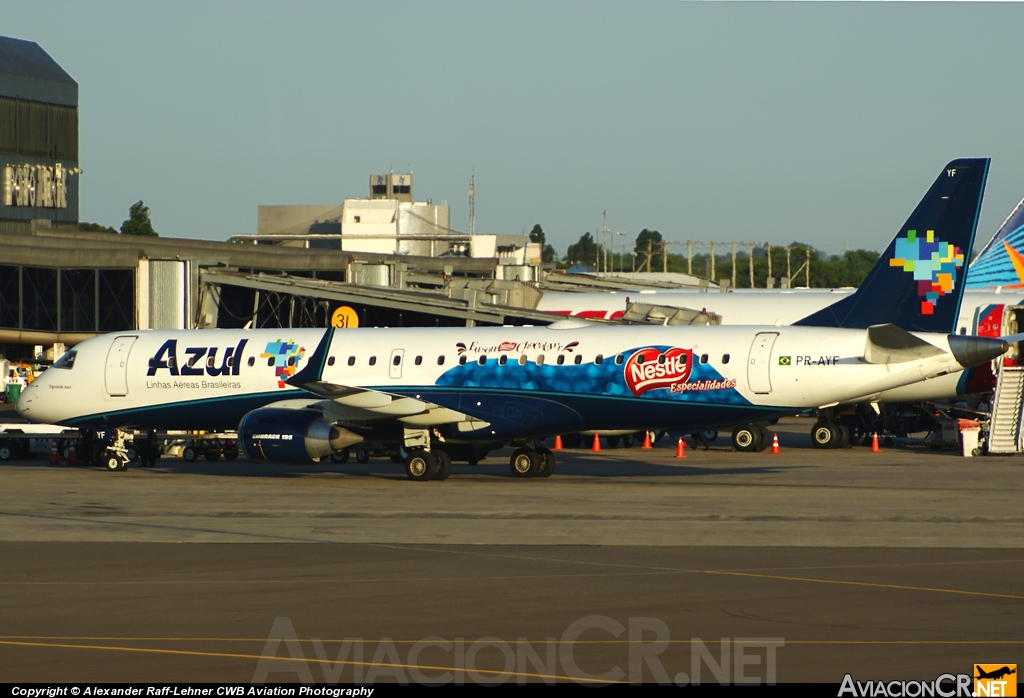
[78,200,158,236]
[538,224,880,288]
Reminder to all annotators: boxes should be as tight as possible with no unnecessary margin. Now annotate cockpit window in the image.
[53,350,77,370]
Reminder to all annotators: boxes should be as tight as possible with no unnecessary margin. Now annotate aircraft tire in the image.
[836,425,851,449]
[509,447,540,477]
[535,447,556,478]
[355,448,371,464]
[182,446,198,462]
[105,455,124,471]
[731,425,759,452]
[754,424,770,452]
[432,450,452,481]
[330,449,350,464]
[405,449,437,481]
[811,421,839,449]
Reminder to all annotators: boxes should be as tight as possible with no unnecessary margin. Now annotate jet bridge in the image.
[199,269,574,329]
[620,302,722,326]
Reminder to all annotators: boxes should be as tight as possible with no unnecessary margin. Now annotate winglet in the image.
[796,158,989,333]
[287,329,333,387]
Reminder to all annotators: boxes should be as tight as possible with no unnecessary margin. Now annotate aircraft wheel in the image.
[355,448,371,464]
[535,447,556,478]
[105,454,125,471]
[182,446,198,462]
[432,450,452,481]
[330,448,350,464]
[509,448,540,478]
[405,449,437,481]
[836,425,851,449]
[811,421,839,449]
[754,424,770,452]
[731,425,759,452]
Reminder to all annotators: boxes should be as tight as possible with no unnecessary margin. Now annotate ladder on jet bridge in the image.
[987,365,1024,454]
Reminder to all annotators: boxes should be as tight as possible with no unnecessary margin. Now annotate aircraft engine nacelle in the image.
[238,408,363,464]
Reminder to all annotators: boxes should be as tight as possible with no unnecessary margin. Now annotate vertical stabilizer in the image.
[964,194,1024,288]
[795,158,989,333]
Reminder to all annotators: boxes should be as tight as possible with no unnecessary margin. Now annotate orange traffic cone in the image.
[771,433,780,455]
[66,441,77,467]
[675,437,686,459]
[591,433,602,452]
[871,432,880,452]
[641,431,653,449]
[553,435,563,451]
[49,440,59,466]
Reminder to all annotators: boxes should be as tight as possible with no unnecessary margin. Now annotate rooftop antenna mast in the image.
[468,168,476,235]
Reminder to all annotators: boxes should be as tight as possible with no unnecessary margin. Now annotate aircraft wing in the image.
[285,330,482,428]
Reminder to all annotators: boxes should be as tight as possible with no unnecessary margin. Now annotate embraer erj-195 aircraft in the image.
[16,159,1008,479]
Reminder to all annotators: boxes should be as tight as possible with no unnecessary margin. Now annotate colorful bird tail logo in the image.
[261,340,306,388]
[889,229,964,315]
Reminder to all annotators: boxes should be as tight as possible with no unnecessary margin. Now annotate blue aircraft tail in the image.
[964,195,1024,289]
[795,158,989,333]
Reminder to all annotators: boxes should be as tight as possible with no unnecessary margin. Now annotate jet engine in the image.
[238,407,363,463]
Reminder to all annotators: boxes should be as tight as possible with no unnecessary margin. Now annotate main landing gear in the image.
[403,448,453,482]
[810,420,851,449]
[731,423,770,452]
[509,446,555,478]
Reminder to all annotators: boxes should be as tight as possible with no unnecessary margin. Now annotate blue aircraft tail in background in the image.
[795,158,989,334]
[964,195,1024,289]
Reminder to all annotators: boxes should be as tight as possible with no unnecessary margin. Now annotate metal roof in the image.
[0,35,77,106]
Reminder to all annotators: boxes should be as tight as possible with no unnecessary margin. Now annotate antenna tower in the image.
[468,170,476,235]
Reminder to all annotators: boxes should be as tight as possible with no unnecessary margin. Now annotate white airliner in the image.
[15,158,1008,478]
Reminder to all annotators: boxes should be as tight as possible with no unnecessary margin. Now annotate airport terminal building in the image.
[0,35,79,235]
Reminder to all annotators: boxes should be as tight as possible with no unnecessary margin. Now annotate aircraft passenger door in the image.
[389,349,405,379]
[104,336,138,397]
[747,332,778,395]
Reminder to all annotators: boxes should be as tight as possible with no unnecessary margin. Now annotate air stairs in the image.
[987,364,1024,454]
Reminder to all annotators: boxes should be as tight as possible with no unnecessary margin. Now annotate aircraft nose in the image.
[14,381,37,418]
[947,335,1009,368]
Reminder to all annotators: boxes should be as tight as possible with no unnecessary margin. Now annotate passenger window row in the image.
[319,352,641,367]
[243,350,727,370]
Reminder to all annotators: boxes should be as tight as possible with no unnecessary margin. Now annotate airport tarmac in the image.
[1,418,1022,683]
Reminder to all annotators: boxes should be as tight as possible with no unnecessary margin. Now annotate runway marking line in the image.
[369,544,1024,601]
[702,569,1024,600]
[0,639,616,684]
[4,637,1024,645]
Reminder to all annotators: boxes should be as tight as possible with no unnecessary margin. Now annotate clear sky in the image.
[6,1,1024,257]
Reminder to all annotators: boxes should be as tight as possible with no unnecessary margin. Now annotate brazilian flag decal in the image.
[778,356,791,366]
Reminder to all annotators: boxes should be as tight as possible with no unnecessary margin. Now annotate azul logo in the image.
[147,339,248,377]
[261,340,305,389]
[624,347,693,396]
[889,229,965,315]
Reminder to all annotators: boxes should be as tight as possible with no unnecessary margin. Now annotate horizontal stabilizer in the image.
[863,324,946,364]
